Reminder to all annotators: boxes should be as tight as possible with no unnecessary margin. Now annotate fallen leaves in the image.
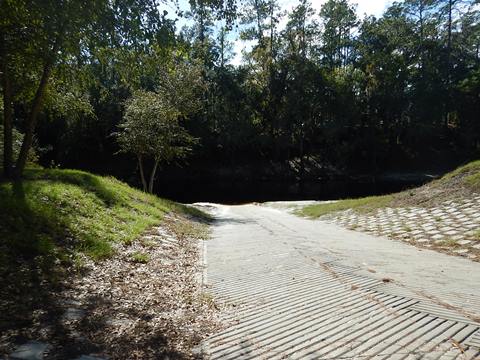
[0,214,222,359]
[451,339,465,353]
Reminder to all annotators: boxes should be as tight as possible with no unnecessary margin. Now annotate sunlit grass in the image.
[299,194,393,218]
[435,160,480,191]
[130,251,150,264]
[0,168,206,265]
[298,159,480,218]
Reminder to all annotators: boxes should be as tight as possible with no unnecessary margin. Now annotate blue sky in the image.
[287,0,393,17]
[159,0,394,64]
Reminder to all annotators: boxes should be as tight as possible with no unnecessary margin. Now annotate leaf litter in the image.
[0,214,225,359]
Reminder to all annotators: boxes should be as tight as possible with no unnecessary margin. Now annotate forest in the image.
[1,0,480,201]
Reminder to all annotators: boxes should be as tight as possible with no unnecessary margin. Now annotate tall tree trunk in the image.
[255,0,263,44]
[445,0,453,128]
[14,59,53,178]
[148,159,159,194]
[15,35,61,178]
[269,1,275,61]
[0,35,13,178]
[447,0,452,57]
[220,28,225,69]
[137,155,148,192]
[419,5,425,75]
[198,0,205,43]
[2,72,13,178]
[299,130,305,179]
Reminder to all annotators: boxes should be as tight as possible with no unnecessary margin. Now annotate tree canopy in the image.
[1,0,479,194]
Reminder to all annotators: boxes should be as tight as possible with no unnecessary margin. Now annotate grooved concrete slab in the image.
[202,204,480,359]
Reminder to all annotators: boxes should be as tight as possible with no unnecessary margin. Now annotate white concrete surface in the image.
[201,203,480,359]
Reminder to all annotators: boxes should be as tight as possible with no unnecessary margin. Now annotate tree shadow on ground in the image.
[0,181,75,356]
[0,179,194,359]
[63,295,189,359]
[213,217,256,225]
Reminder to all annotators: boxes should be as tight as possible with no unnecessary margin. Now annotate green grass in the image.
[130,251,150,263]
[299,159,480,219]
[435,160,480,190]
[0,168,206,265]
[299,194,393,218]
[0,167,213,332]
[438,238,460,248]
[465,171,480,190]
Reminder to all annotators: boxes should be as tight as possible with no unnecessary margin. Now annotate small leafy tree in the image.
[117,59,205,193]
[117,90,196,193]
[0,0,171,178]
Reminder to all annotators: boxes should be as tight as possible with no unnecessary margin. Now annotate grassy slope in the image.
[300,160,480,218]
[0,168,207,269]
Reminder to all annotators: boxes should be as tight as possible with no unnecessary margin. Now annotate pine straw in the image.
[0,215,223,359]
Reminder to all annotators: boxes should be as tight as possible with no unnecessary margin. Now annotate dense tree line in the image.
[1,0,480,190]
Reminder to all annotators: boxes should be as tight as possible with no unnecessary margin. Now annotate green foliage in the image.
[117,90,190,162]
[240,0,281,43]
[2,0,480,186]
[156,60,206,115]
[319,0,358,68]
[117,89,198,192]
[43,78,95,122]
[0,0,181,176]
[116,60,204,192]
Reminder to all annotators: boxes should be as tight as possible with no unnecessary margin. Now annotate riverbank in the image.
[299,160,480,261]
[0,168,218,359]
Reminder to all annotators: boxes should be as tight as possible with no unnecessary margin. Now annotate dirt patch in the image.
[392,161,480,208]
[0,215,222,359]
[392,179,472,208]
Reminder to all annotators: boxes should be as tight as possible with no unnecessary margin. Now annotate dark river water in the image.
[155,177,430,204]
